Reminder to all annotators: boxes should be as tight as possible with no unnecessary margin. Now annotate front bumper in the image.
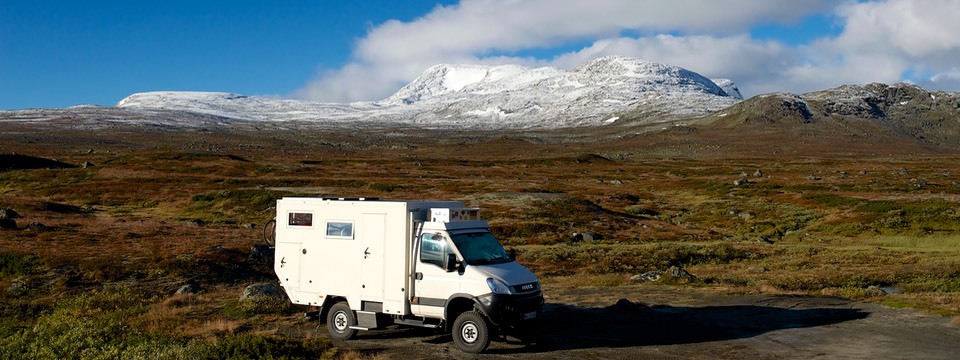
[475,291,544,327]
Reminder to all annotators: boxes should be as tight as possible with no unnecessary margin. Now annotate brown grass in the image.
[329,349,391,360]
[2,123,960,355]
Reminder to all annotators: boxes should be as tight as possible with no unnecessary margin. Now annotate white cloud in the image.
[296,0,960,102]
[354,0,836,63]
[834,0,960,61]
[768,0,960,94]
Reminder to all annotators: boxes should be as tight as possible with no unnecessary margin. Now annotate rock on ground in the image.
[240,282,285,302]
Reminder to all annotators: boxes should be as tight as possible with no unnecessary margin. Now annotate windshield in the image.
[450,231,512,265]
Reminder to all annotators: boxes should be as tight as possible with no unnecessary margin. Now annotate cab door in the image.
[410,232,460,318]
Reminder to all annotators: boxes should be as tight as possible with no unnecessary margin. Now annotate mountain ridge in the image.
[4,56,959,152]
[114,56,741,128]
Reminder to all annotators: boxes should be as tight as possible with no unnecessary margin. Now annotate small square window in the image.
[326,221,354,238]
[288,212,313,226]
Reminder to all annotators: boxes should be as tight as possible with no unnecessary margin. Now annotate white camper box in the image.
[273,197,542,353]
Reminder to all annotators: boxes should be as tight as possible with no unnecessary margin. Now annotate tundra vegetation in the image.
[1,126,959,359]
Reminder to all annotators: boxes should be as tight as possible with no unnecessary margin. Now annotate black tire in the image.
[326,301,357,340]
[262,219,276,246]
[452,311,490,354]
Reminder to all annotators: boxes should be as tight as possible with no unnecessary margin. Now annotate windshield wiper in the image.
[469,257,510,265]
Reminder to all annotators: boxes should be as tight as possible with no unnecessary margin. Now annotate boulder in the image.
[0,209,20,219]
[571,231,602,242]
[609,298,648,313]
[864,286,887,297]
[26,222,47,232]
[250,244,275,259]
[176,283,200,295]
[581,231,601,241]
[667,266,699,282]
[240,282,285,302]
[631,271,661,282]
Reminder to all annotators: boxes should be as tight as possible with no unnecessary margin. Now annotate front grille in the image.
[512,281,539,293]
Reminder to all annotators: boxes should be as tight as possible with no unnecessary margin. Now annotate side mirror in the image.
[444,253,459,272]
[509,248,517,261]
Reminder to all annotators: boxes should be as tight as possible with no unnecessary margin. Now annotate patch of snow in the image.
[464,107,509,118]
[442,66,488,92]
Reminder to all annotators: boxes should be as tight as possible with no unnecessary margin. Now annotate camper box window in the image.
[288,212,313,227]
[326,221,354,239]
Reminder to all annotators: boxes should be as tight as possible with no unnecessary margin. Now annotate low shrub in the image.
[190,334,330,360]
[0,286,328,360]
[803,193,863,208]
[367,182,399,192]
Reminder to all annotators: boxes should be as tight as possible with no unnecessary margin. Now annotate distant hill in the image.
[697,83,960,149]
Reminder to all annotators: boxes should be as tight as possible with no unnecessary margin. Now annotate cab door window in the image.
[419,233,449,268]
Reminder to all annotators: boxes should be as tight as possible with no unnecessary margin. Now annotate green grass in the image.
[0,252,42,277]
[867,234,960,252]
[184,189,286,223]
[521,243,766,276]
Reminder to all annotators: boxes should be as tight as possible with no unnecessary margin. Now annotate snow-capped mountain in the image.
[116,56,742,129]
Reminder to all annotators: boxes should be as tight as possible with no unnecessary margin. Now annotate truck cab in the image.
[412,219,542,351]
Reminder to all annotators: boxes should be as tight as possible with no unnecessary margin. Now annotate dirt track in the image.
[286,286,960,359]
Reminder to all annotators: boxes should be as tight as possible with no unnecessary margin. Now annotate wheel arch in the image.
[318,295,348,324]
[444,293,486,331]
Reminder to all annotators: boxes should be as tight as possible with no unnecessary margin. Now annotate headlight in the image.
[486,278,514,295]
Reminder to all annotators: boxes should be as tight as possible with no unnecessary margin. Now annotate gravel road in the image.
[300,286,960,359]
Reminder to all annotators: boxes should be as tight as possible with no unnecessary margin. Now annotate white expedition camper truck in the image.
[273,197,543,353]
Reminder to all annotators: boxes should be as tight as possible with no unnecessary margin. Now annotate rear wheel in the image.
[452,311,490,354]
[326,301,357,340]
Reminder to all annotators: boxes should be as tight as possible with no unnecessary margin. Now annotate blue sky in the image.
[3,0,959,109]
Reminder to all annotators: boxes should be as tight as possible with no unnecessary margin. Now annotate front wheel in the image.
[452,311,490,354]
[326,301,357,340]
